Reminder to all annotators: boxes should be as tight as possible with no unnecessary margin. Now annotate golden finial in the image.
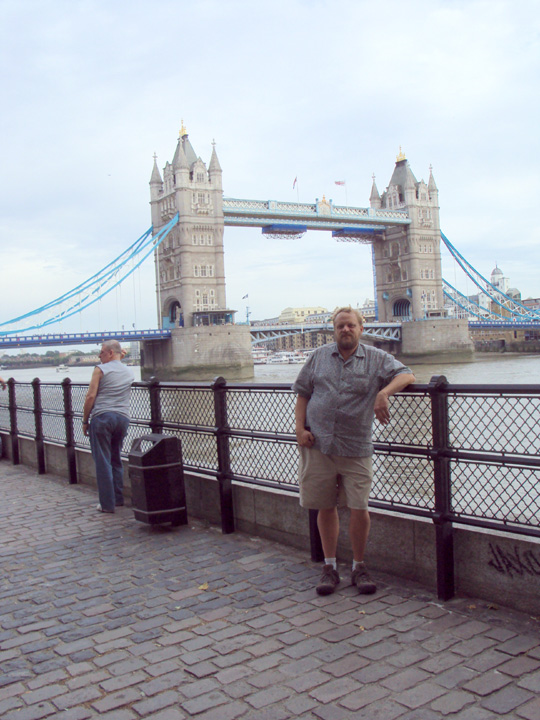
[396,146,406,162]
[180,119,187,137]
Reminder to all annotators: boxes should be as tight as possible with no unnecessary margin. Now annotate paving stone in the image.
[480,684,535,714]
[393,680,447,709]
[181,689,230,715]
[464,648,509,672]
[312,703,353,720]
[4,703,57,720]
[463,670,513,696]
[309,676,361,703]
[450,636,498,657]
[498,655,540,677]
[91,686,143,713]
[431,689,476,714]
[245,684,292,709]
[324,653,369,677]
[381,667,431,691]
[433,665,479,689]
[196,700,249,720]
[131,689,181,715]
[497,635,540,656]
[516,667,540,692]
[516,696,540,720]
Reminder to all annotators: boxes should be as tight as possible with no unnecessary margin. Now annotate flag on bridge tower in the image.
[335,180,346,186]
[293,177,297,189]
[242,294,248,299]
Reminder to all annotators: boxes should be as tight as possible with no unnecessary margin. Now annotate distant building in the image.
[523,298,540,311]
[278,306,327,324]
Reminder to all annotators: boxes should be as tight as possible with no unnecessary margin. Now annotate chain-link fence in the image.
[1,376,540,539]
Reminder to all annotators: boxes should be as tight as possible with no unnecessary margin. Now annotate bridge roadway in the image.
[1,320,538,349]
[222,197,411,235]
[0,323,401,349]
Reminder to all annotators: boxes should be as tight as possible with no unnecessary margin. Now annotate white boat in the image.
[56,364,70,373]
[267,352,306,364]
[252,351,269,365]
[266,354,289,364]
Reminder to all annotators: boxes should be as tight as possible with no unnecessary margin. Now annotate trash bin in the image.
[129,434,187,527]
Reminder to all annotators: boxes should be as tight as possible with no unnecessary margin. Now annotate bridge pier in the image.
[141,325,253,381]
[400,318,474,362]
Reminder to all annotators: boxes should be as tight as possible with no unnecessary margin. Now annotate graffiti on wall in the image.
[488,543,540,578]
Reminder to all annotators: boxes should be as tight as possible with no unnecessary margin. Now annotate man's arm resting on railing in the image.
[374,372,416,425]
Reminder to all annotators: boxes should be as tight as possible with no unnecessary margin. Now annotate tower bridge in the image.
[144,130,473,378]
[10,124,539,376]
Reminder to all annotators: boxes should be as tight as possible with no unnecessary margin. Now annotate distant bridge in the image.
[0,323,402,350]
[249,322,402,345]
[3,319,539,351]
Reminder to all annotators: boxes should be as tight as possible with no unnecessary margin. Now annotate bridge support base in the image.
[141,325,254,381]
[400,318,474,361]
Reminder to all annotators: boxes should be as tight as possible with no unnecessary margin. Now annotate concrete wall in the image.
[2,433,539,615]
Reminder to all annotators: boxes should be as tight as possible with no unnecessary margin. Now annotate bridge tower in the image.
[371,150,473,359]
[371,150,444,322]
[142,124,253,380]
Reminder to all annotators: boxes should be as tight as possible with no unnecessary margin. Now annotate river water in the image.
[1,352,539,385]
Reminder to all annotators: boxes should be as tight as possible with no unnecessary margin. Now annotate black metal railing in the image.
[1,375,540,601]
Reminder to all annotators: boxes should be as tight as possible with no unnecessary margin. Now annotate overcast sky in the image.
[1,0,539,337]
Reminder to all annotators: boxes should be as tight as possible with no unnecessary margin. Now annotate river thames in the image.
[1,352,539,385]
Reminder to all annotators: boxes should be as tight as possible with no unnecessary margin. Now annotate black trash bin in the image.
[129,434,187,527]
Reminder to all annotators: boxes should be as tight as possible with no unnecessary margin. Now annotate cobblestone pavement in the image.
[1,461,540,719]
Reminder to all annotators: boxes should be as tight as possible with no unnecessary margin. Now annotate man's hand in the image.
[296,428,315,447]
[374,391,390,425]
[82,422,89,437]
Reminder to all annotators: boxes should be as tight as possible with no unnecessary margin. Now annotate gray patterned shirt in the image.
[292,342,411,457]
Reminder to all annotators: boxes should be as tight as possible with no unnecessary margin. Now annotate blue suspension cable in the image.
[0,215,179,336]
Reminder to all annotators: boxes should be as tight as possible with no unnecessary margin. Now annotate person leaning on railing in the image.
[0,377,6,391]
[293,305,416,597]
[82,341,134,514]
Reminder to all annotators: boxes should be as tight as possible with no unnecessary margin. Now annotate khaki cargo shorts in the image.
[298,446,373,510]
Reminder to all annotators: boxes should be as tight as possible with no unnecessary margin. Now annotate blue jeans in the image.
[89,412,130,512]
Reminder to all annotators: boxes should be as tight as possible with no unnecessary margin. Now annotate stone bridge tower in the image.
[370,150,473,359]
[371,150,444,322]
[142,124,253,380]
[150,124,228,329]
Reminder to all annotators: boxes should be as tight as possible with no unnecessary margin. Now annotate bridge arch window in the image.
[393,299,411,318]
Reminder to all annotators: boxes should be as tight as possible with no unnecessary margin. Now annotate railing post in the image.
[7,378,19,465]
[428,374,454,601]
[32,378,46,475]
[147,377,163,434]
[62,378,77,484]
[213,376,234,534]
[309,509,324,562]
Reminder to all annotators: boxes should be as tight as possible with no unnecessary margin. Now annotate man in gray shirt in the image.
[293,306,415,596]
[82,340,134,514]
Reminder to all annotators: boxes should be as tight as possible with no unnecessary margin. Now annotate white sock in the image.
[352,560,365,571]
[324,558,337,570]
